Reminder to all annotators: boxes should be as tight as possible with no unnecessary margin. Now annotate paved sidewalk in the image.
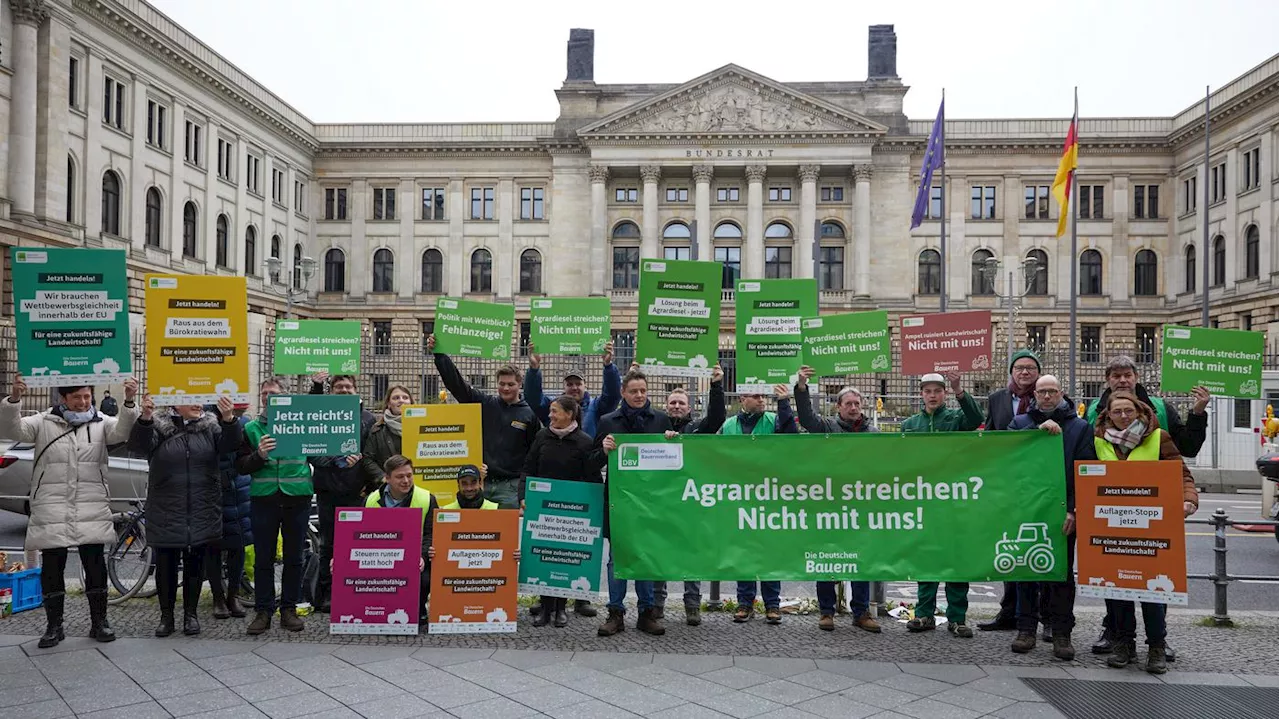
[1,632,1276,719]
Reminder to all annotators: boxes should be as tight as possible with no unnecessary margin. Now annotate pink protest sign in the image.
[329,507,424,635]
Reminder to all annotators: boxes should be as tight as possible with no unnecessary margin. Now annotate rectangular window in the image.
[324,188,348,221]
[373,321,392,356]
[1025,185,1050,219]
[768,187,792,202]
[664,246,691,261]
[714,247,740,289]
[421,188,446,220]
[1082,381,1102,400]
[928,186,942,219]
[1243,147,1261,190]
[373,187,396,220]
[470,187,495,220]
[717,187,740,202]
[819,247,844,290]
[294,181,306,214]
[1081,325,1102,363]
[1211,163,1227,203]
[372,375,389,403]
[519,187,545,220]
[820,186,844,202]
[69,57,79,109]
[665,188,688,202]
[764,246,792,279]
[615,188,638,203]
[271,168,284,203]
[1078,185,1104,219]
[1233,399,1253,429]
[1133,184,1160,219]
[145,100,166,148]
[216,139,234,181]
[184,121,202,165]
[244,154,261,194]
[1026,325,1047,352]
[970,186,995,219]
[421,321,435,353]
[1243,313,1253,332]
[612,247,640,289]
[1183,177,1197,213]
[1136,325,1157,363]
[103,76,125,129]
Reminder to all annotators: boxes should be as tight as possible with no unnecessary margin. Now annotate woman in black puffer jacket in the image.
[128,395,242,638]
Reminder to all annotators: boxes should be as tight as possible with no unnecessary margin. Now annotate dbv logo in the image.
[620,446,640,468]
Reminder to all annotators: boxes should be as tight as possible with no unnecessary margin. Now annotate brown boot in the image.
[279,607,304,632]
[1011,632,1037,654]
[225,596,247,619]
[818,614,835,631]
[598,608,625,636]
[1052,633,1076,661]
[246,610,271,635]
[854,612,882,634]
[637,607,666,636]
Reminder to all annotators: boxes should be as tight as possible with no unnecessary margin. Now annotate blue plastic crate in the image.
[0,568,42,614]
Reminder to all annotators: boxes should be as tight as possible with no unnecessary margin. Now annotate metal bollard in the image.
[707,581,722,610]
[1211,508,1234,627]
[873,581,888,616]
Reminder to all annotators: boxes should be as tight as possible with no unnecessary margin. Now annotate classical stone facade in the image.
[0,3,1277,376]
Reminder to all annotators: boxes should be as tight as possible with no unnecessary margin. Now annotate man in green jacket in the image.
[236,377,313,636]
[902,371,983,638]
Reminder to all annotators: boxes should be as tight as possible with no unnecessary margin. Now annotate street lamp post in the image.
[983,256,1045,368]
[264,255,318,319]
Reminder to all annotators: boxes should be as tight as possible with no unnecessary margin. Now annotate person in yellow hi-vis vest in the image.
[365,455,435,624]
[440,464,496,510]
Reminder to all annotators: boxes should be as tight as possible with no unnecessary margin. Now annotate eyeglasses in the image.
[1034,389,1061,396]
[1012,366,1039,373]
[1108,408,1137,418]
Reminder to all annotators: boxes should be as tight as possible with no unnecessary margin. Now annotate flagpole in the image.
[1201,85,1211,327]
[1067,87,1079,399]
[939,88,947,313]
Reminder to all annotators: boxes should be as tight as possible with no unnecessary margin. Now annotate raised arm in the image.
[433,349,485,404]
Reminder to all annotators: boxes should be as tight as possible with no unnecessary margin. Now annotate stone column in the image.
[745,165,765,279]
[640,165,661,259]
[694,164,714,263]
[35,8,70,223]
[397,177,414,300]
[589,164,609,295]
[496,177,515,299]
[7,0,49,216]
[797,165,820,279]
[853,165,873,295]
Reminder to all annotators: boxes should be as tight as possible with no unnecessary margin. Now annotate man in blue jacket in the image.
[524,341,619,439]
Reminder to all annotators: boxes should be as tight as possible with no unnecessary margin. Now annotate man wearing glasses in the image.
[1008,374,1096,660]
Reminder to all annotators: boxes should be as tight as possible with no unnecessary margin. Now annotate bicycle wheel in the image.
[107,518,153,603]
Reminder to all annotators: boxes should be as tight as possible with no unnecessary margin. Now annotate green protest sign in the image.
[518,477,605,600]
[11,247,132,387]
[265,394,362,457]
[433,297,515,360]
[273,320,362,375]
[637,259,721,377]
[801,311,892,376]
[530,298,611,355]
[610,432,1067,582]
[734,279,816,393]
[1161,325,1265,398]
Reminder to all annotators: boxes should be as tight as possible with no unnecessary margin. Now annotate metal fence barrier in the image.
[1186,509,1279,627]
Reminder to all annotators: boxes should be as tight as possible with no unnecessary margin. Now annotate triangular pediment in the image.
[578,65,888,137]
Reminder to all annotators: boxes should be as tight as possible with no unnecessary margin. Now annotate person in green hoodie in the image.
[902,371,983,638]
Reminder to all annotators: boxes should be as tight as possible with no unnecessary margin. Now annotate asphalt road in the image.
[0,494,1275,612]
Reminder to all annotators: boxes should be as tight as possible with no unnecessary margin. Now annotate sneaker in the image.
[1052,634,1076,661]
[279,608,304,632]
[1011,632,1036,653]
[685,606,701,627]
[1106,642,1136,668]
[246,611,272,636]
[948,622,974,639]
[818,614,835,631]
[906,616,937,632]
[1145,645,1168,675]
[733,606,753,623]
[1091,627,1115,655]
[598,608,625,637]
[854,612,882,634]
[765,608,782,625]
[637,608,666,636]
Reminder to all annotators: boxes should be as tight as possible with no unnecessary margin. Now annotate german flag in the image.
[1051,98,1078,238]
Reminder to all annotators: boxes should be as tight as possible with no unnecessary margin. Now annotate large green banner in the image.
[433,297,515,360]
[1161,325,1264,398]
[637,259,721,378]
[734,279,816,393]
[518,477,605,600]
[274,320,362,375]
[530,298,611,355]
[11,247,132,387]
[802,311,891,377]
[610,432,1067,582]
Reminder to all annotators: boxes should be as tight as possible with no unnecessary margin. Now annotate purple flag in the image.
[910,99,945,229]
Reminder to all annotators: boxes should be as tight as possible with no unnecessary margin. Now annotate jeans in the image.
[155,545,208,615]
[250,493,312,612]
[485,478,521,509]
[40,544,106,596]
[1107,599,1167,647]
[206,547,246,602]
[316,491,363,607]
[916,582,969,624]
[736,581,781,610]
[606,548,654,614]
[653,581,702,609]
[816,581,871,616]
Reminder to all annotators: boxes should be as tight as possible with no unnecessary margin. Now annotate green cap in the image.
[1009,349,1041,374]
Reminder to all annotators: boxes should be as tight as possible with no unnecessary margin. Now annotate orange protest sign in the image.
[427,508,520,634]
[1074,460,1188,605]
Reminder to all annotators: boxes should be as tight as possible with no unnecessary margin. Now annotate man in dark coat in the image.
[208,405,253,620]
[1008,374,1096,661]
[524,341,620,438]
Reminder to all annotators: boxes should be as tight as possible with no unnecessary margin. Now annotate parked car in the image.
[0,441,148,516]
[1258,444,1277,540]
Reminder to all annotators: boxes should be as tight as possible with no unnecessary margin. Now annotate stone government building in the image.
[0,1,1276,402]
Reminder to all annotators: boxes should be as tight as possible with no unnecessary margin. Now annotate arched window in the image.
[101,171,121,236]
[1244,225,1260,279]
[820,221,845,239]
[324,248,345,292]
[144,188,162,248]
[421,249,443,293]
[271,235,281,260]
[1079,249,1103,296]
[1212,235,1225,287]
[1134,249,1158,296]
[1184,245,1197,293]
[918,249,941,295]
[470,249,492,293]
[292,243,303,289]
[663,221,691,260]
[764,221,793,239]
[713,221,742,239]
[215,214,229,267]
[1026,250,1049,295]
[520,249,542,294]
[612,222,641,290]
[663,221,691,239]
[66,156,76,223]
[182,202,198,258]
[372,248,395,292]
[612,221,641,240]
[244,226,257,276]
[971,249,995,295]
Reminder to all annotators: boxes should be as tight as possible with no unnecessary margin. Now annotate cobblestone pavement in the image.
[1,597,1276,675]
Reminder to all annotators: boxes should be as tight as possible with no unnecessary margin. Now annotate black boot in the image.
[532,600,552,627]
[183,611,201,636]
[553,598,569,628]
[86,590,116,643]
[225,595,247,619]
[209,575,230,620]
[978,612,1017,631]
[574,599,597,618]
[1092,626,1115,655]
[37,592,66,649]
[155,609,176,638]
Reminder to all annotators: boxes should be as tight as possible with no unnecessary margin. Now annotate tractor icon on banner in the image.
[993,522,1056,575]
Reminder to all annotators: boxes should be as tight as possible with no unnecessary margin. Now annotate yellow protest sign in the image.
[144,274,249,405]
[401,404,483,506]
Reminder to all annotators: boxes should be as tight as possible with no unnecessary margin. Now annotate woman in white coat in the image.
[0,376,139,648]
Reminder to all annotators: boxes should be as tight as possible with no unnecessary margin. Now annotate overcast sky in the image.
[148,0,1278,124]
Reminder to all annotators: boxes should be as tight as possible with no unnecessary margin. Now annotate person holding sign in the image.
[363,384,415,474]
[129,395,243,637]
[428,334,540,509]
[525,342,620,439]
[1,376,139,648]
[794,366,881,634]
[903,371,983,638]
[1094,391,1198,675]
[364,455,436,623]
[441,464,495,510]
